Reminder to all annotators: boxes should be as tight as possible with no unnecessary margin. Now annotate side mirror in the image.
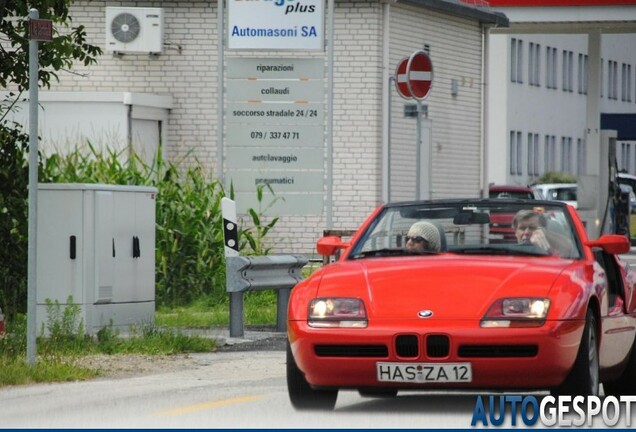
[317,236,350,256]
[586,234,631,255]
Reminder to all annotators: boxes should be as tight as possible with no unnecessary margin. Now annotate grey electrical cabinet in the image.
[36,183,157,335]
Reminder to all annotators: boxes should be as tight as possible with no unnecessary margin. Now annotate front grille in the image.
[395,334,419,358]
[458,345,538,358]
[314,345,388,357]
[426,334,450,358]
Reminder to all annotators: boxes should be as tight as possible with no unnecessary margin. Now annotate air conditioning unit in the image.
[105,7,164,54]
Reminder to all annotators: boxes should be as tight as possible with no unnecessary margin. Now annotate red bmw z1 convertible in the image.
[286,199,636,410]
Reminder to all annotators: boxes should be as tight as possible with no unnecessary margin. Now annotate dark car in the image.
[489,184,540,200]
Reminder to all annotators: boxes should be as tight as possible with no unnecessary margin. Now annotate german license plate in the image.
[376,362,472,383]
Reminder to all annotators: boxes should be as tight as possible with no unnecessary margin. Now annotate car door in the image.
[595,250,636,369]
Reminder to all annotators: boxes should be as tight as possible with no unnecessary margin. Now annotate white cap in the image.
[407,221,441,252]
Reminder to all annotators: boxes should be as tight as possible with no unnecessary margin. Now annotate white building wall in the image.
[38,1,219,168]
[487,32,636,188]
[486,35,509,185]
[389,5,484,200]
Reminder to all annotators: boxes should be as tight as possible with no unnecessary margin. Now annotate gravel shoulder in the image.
[76,332,287,380]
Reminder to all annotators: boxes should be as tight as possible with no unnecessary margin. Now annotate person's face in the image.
[515,215,541,243]
[405,234,428,252]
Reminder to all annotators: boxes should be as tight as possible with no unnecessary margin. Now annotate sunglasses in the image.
[405,235,428,244]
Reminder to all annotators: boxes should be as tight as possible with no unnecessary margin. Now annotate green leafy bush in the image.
[0,124,29,321]
[536,171,577,184]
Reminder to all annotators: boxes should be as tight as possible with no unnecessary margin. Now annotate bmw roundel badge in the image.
[417,310,433,318]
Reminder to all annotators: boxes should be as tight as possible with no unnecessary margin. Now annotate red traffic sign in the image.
[395,57,412,99]
[406,50,433,101]
[29,18,53,41]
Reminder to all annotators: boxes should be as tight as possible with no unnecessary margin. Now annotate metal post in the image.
[229,292,244,338]
[222,197,242,338]
[415,99,423,200]
[217,0,224,184]
[26,8,39,365]
[326,0,334,229]
[276,288,290,332]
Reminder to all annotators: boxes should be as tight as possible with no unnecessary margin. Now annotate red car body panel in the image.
[288,200,636,392]
[289,320,583,389]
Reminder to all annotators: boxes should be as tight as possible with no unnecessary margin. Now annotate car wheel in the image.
[552,309,599,396]
[602,338,636,396]
[358,388,398,398]
[286,341,337,410]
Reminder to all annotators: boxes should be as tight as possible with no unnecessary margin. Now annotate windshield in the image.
[549,187,577,201]
[489,190,534,199]
[348,200,582,260]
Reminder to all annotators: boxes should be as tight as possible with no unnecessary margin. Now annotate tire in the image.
[358,388,398,398]
[551,309,599,396]
[286,341,338,410]
[602,337,636,396]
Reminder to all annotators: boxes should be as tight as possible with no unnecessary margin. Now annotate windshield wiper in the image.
[450,245,550,257]
[351,248,438,259]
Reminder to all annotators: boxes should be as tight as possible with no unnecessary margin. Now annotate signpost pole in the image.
[26,8,40,365]
[416,100,423,200]
[393,51,433,201]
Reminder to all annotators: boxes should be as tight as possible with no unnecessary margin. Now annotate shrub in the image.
[536,171,577,184]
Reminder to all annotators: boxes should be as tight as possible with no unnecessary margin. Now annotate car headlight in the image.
[481,298,550,328]
[308,298,367,328]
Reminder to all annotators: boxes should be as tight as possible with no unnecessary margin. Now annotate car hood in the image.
[316,256,571,320]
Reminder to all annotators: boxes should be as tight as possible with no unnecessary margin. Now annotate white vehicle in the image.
[532,183,578,209]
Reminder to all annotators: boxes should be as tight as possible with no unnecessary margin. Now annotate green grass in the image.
[0,291,282,388]
[0,357,99,386]
[155,290,279,328]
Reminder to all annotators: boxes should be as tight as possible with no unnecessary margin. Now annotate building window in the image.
[601,58,604,98]
[529,43,541,86]
[511,38,523,84]
[578,54,588,95]
[561,137,573,173]
[510,130,523,175]
[622,63,632,102]
[608,60,618,100]
[577,138,586,175]
[527,133,539,176]
[562,50,574,92]
[620,143,631,172]
[546,47,557,89]
[545,134,556,172]
[509,131,516,175]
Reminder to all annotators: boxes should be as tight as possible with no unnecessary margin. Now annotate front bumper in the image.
[288,319,584,390]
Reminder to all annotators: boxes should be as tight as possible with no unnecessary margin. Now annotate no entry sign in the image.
[407,50,433,101]
[394,50,433,101]
[395,57,411,100]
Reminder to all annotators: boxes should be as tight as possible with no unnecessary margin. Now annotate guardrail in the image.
[222,197,310,337]
[225,254,308,337]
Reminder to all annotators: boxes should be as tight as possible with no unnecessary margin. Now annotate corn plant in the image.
[240,183,283,256]
[39,144,280,307]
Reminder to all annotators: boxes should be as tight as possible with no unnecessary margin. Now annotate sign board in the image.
[395,57,411,99]
[29,18,52,41]
[227,0,325,50]
[225,57,325,215]
[394,51,434,101]
[407,50,433,101]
